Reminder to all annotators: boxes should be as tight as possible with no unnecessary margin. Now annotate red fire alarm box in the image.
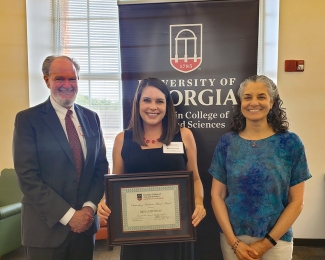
[285,60,304,72]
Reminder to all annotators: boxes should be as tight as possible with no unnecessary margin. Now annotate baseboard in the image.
[293,238,325,247]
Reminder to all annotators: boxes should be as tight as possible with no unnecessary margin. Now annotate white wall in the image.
[26,0,52,107]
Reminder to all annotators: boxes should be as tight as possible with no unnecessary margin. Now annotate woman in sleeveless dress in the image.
[98,78,206,260]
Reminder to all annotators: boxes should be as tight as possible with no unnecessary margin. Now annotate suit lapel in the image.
[74,104,96,171]
[41,99,75,166]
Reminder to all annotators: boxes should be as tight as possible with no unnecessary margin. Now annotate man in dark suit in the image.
[13,55,109,260]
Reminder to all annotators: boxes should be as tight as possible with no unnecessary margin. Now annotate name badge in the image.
[163,142,184,154]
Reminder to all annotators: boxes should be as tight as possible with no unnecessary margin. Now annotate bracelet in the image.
[264,233,277,246]
[231,239,241,254]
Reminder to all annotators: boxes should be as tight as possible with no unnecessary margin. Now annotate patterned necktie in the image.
[65,110,84,180]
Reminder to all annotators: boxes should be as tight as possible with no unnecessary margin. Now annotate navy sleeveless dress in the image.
[120,129,194,260]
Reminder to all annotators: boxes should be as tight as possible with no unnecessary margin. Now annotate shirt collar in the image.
[50,96,76,120]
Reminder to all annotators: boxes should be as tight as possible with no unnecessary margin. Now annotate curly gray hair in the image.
[237,75,279,101]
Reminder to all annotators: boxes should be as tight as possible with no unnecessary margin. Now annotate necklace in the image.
[251,140,256,147]
[143,137,160,144]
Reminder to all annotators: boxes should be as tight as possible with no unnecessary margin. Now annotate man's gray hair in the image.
[42,55,80,77]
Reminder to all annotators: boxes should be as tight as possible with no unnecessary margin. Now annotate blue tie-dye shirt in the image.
[208,131,311,242]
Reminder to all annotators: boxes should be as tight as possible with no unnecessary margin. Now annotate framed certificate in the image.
[104,171,196,246]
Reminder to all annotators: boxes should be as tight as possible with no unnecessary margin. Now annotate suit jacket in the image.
[13,98,108,247]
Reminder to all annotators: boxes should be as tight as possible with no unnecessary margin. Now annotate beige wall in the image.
[0,0,324,238]
[278,0,325,238]
[0,1,29,169]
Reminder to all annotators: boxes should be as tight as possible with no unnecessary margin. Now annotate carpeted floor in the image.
[93,240,120,260]
[1,240,120,260]
[292,246,325,260]
[2,240,325,259]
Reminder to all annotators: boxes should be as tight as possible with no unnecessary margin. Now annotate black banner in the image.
[119,1,259,259]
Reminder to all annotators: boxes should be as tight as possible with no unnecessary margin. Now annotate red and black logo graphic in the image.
[170,24,203,73]
[137,194,142,201]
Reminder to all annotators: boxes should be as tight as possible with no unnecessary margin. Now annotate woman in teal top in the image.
[209,75,311,260]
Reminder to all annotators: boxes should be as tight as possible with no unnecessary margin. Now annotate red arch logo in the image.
[170,24,203,73]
